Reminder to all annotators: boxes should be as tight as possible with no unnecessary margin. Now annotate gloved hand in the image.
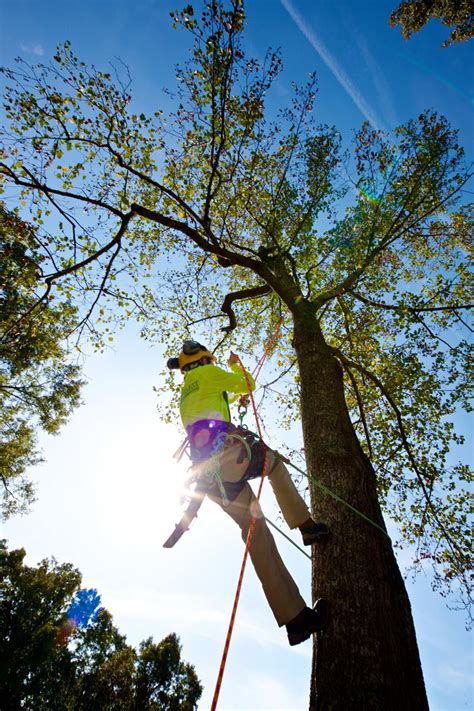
[228,351,239,366]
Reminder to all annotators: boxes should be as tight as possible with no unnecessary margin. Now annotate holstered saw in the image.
[162,478,209,548]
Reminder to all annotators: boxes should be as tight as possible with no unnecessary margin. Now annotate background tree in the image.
[0,1,471,707]
[0,205,84,517]
[134,635,204,711]
[72,608,136,710]
[0,542,203,710]
[389,0,474,46]
[0,541,82,709]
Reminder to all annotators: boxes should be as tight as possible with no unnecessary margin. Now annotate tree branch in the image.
[330,345,467,567]
[44,212,134,284]
[341,361,373,459]
[72,238,123,343]
[220,284,272,333]
[128,202,285,301]
[0,162,125,218]
[312,172,473,309]
[350,290,473,314]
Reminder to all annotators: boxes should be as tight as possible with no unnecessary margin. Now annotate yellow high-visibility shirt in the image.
[179,363,255,429]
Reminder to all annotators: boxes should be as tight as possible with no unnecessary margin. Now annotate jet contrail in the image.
[280,0,385,131]
[354,28,398,129]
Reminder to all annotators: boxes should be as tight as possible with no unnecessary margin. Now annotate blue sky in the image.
[1,1,473,709]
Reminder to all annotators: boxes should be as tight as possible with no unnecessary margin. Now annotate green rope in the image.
[264,516,312,560]
[278,455,391,542]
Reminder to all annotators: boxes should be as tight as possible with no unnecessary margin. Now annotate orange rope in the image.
[252,316,284,381]
[210,319,283,710]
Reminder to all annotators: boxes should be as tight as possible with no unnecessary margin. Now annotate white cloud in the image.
[103,586,312,658]
[280,0,385,131]
[20,43,44,56]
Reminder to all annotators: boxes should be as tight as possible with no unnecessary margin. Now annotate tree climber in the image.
[166,339,330,646]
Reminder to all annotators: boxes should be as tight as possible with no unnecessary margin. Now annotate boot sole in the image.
[302,528,331,546]
[287,599,329,646]
[313,597,329,628]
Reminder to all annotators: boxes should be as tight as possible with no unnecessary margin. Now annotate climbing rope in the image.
[278,454,391,541]
[210,320,283,710]
[264,516,311,560]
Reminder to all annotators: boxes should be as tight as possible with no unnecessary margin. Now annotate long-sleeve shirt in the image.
[179,363,255,429]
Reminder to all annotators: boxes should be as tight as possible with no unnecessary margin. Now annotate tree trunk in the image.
[292,306,429,711]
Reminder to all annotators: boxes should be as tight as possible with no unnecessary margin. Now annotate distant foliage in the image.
[0,541,203,710]
[389,0,474,46]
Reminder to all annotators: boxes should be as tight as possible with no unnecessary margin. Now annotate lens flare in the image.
[56,588,102,646]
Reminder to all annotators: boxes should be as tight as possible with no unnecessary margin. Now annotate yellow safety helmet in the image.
[167,340,215,372]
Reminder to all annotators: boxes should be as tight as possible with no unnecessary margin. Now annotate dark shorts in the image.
[186,420,270,501]
[186,419,230,463]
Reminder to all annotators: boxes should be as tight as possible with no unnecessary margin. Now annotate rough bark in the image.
[292,304,429,711]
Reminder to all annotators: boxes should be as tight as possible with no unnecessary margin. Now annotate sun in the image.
[94,419,191,547]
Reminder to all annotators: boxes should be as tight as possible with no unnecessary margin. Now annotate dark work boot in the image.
[286,598,329,646]
[299,519,330,546]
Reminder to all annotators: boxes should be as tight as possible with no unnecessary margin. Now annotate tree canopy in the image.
[0,0,471,620]
[0,205,84,517]
[0,541,203,710]
[389,0,474,46]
